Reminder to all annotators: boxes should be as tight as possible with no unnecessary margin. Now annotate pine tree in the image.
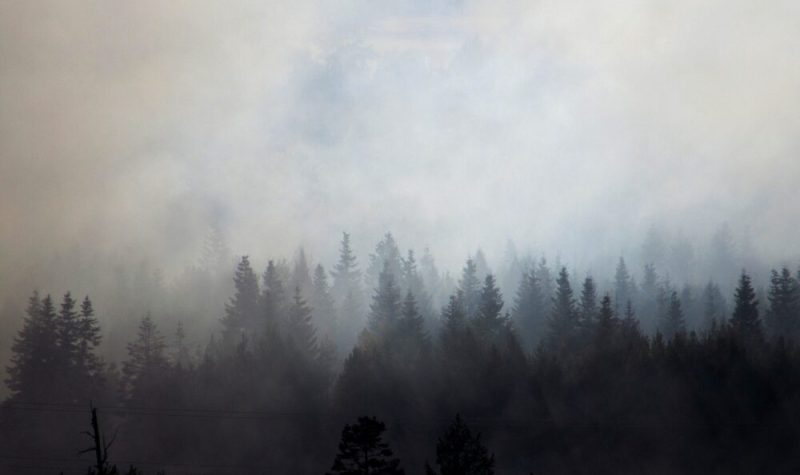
[459,258,481,319]
[425,414,494,475]
[393,291,428,361]
[730,271,761,339]
[366,233,403,293]
[614,258,635,312]
[702,281,726,331]
[765,267,799,339]
[473,274,506,341]
[172,321,192,368]
[620,300,640,337]
[441,291,467,347]
[328,416,404,475]
[660,290,686,339]
[512,267,546,348]
[332,232,365,343]
[291,247,312,297]
[76,296,104,394]
[221,256,260,344]
[367,261,402,340]
[579,276,598,334]
[595,294,618,345]
[401,250,433,325]
[5,292,59,402]
[122,314,168,399]
[261,259,288,334]
[312,263,338,339]
[287,286,318,358]
[547,267,578,352]
[536,258,554,314]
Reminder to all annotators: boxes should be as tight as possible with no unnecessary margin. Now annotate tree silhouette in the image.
[328,416,404,475]
[425,414,494,475]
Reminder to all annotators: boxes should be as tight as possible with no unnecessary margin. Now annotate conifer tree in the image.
[536,258,554,313]
[473,274,506,341]
[547,268,578,352]
[765,267,799,339]
[614,258,635,311]
[291,247,312,297]
[6,292,59,402]
[702,281,727,330]
[730,271,762,339]
[579,276,598,334]
[222,256,259,344]
[312,263,338,339]
[440,291,467,348]
[425,414,494,475]
[660,290,686,339]
[122,314,168,399]
[287,286,318,359]
[367,261,402,340]
[512,267,546,348]
[393,290,428,360]
[595,294,618,345]
[458,258,481,319]
[366,232,403,292]
[76,296,104,394]
[261,259,288,334]
[328,416,404,475]
[172,321,191,368]
[401,250,433,325]
[332,232,365,342]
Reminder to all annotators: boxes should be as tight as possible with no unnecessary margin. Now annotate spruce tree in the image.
[366,233,403,293]
[512,267,546,348]
[595,294,617,345]
[458,258,481,319]
[328,416,404,475]
[702,281,726,330]
[291,247,312,297]
[730,271,761,339]
[473,274,506,341]
[287,286,318,359]
[614,258,635,311]
[660,290,686,339]
[312,263,338,339]
[579,276,598,333]
[261,259,288,334]
[222,256,259,344]
[367,261,402,340]
[401,250,433,325]
[6,292,59,402]
[393,291,428,360]
[122,314,168,399]
[425,414,495,475]
[547,267,578,352]
[765,267,799,339]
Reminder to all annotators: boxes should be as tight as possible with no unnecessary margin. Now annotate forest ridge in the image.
[3,231,800,474]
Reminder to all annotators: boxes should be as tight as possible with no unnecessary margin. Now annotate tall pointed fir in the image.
[614,258,635,312]
[222,256,260,345]
[731,271,762,340]
[702,281,727,331]
[123,313,168,400]
[312,263,338,340]
[76,295,103,397]
[547,268,578,352]
[765,267,799,340]
[291,247,312,298]
[579,276,598,336]
[512,267,546,349]
[473,274,506,343]
[401,250,434,327]
[459,258,482,319]
[286,286,318,359]
[394,290,428,361]
[327,416,404,475]
[331,232,365,344]
[366,232,403,293]
[366,261,402,343]
[659,290,686,339]
[595,294,618,346]
[261,259,288,336]
[6,292,59,402]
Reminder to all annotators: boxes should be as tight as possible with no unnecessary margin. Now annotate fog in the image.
[2,2,800,472]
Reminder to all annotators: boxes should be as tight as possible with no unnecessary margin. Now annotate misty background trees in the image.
[2,229,800,474]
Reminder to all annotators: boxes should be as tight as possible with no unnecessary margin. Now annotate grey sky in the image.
[2,0,799,277]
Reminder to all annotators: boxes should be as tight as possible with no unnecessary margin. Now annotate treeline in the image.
[2,232,800,474]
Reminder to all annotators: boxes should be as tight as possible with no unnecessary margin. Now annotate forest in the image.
[1,230,799,474]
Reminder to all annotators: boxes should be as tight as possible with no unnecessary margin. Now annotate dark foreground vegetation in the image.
[2,232,800,474]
